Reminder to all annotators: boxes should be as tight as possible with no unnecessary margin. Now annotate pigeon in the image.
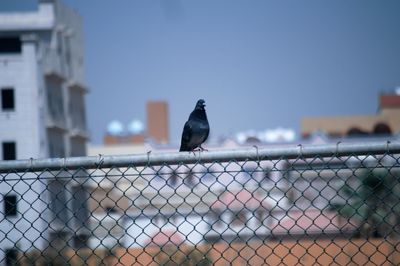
[179,99,210,152]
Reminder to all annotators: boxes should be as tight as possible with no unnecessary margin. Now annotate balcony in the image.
[42,48,66,80]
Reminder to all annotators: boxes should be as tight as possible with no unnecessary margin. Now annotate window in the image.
[47,129,65,158]
[153,215,162,225]
[210,211,223,228]
[105,206,117,214]
[0,37,21,54]
[45,77,65,123]
[56,32,63,55]
[5,248,18,266]
[202,167,216,182]
[1,88,15,111]
[373,122,392,135]
[168,214,178,225]
[48,180,68,222]
[153,169,164,182]
[169,170,179,187]
[243,167,254,179]
[263,168,271,179]
[49,231,68,249]
[232,210,247,226]
[184,170,196,186]
[4,195,17,217]
[347,127,368,136]
[73,234,89,249]
[256,208,272,226]
[2,142,16,160]
[71,186,89,227]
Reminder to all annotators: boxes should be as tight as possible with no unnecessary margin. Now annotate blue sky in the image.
[2,0,400,144]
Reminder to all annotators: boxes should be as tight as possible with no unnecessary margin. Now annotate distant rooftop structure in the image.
[302,90,400,138]
[103,101,169,145]
[128,119,144,134]
[107,120,124,136]
[147,101,169,144]
[236,128,296,144]
[380,92,400,109]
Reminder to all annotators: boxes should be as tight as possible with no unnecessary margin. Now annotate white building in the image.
[0,0,89,263]
[86,133,400,249]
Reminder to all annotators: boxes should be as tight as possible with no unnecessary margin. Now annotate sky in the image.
[2,0,400,144]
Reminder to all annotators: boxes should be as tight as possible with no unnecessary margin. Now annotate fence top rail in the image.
[0,141,399,173]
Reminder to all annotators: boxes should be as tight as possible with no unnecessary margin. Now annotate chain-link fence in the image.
[0,142,399,265]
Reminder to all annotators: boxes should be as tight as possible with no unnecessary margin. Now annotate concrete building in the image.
[301,92,400,138]
[0,0,89,262]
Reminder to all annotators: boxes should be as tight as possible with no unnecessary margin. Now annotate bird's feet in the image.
[193,146,208,152]
[199,145,208,152]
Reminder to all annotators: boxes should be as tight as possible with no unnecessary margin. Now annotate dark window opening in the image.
[243,167,254,180]
[5,248,18,266]
[373,122,392,135]
[4,195,17,217]
[73,234,89,249]
[256,208,272,226]
[153,170,164,182]
[211,211,223,228]
[1,88,15,111]
[105,206,118,214]
[48,180,68,222]
[49,231,69,249]
[202,168,216,182]
[263,168,271,180]
[232,210,247,226]
[71,186,90,227]
[184,171,196,186]
[347,127,369,136]
[0,37,21,54]
[256,208,266,221]
[169,171,179,186]
[2,142,16,160]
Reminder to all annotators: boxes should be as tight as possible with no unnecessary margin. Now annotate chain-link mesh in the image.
[0,142,399,265]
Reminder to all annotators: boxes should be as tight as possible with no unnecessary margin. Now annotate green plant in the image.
[331,169,400,238]
[154,245,212,266]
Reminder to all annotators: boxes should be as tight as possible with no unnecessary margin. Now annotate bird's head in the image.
[195,99,206,110]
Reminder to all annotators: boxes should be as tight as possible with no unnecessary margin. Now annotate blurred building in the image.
[103,101,169,145]
[147,101,169,144]
[0,0,89,260]
[301,91,400,138]
[87,130,400,248]
[87,91,400,248]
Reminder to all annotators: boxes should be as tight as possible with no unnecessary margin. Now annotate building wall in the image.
[0,25,51,264]
[0,0,88,160]
[0,176,48,256]
[147,101,169,144]
[302,115,380,137]
[115,238,400,265]
[301,94,400,137]
[0,37,42,160]
[0,0,90,259]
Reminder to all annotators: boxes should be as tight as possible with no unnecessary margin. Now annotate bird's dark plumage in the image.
[179,99,210,152]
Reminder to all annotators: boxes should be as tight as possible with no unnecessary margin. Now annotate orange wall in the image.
[116,238,400,266]
[19,238,400,265]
